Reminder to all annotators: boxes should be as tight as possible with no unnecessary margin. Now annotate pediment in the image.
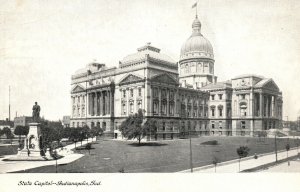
[151,73,178,85]
[71,85,85,93]
[263,81,279,91]
[119,74,144,85]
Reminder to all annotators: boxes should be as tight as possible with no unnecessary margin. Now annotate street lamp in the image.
[189,124,193,173]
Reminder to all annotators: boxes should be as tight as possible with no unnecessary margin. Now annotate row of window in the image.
[153,88,175,99]
[181,63,212,74]
[122,101,143,115]
[211,121,232,129]
[72,106,85,117]
[122,88,142,98]
[181,105,208,117]
[153,101,175,115]
[72,95,85,104]
[71,121,106,130]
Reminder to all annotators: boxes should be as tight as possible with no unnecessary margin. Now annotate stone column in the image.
[94,92,97,116]
[107,91,110,114]
[91,93,95,116]
[150,86,153,116]
[99,91,102,116]
[89,93,93,116]
[271,96,274,117]
[103,91,106,115]
[274,96,277,117]
[202,98,205,117]
[158,88,161,116]
[260,93,263,117]
[110,89,114,116]
[266,95,270,117]
[96,92,100,116]
[167,89,170,116]
[185,97,188,117]
[249,91,253,116]
[126,89,129,116]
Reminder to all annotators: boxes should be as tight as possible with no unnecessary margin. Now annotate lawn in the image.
[0,145,19,157]
[15,136,298,173]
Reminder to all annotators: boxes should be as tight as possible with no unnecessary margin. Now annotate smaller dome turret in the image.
[192,16,201,36]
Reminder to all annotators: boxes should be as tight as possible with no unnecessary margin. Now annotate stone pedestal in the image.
[17,122,44,159]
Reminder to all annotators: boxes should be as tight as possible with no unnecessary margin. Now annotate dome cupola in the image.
[180,16,214,60]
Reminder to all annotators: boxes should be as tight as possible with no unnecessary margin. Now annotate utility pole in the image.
[189,126,193,173]
[275,131,278,162]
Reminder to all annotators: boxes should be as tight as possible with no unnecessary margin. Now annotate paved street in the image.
[179,147,300,173]
[262,157,300,172]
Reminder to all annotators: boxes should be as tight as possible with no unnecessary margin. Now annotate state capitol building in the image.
[70,14,283,139]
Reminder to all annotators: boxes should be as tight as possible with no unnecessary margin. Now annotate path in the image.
[0,137,96,173]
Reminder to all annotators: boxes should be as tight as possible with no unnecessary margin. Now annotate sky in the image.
[0,0,299,121]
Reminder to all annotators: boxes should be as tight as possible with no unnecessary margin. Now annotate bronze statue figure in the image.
[32,102,41,122]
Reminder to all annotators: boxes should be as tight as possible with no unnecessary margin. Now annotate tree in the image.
[119,109,156,145]
[62,127,72,139]
[212,156,219,173]
[85,143,92,155]
[91,126,103,141]
[286,143,290,166]
[236,146,250,172]
[14,125,29,145]
[2,127,14,139]
[143,118,158,141]
[40,120,64,151]
[69,127,80,149]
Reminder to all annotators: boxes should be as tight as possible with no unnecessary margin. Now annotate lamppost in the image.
[189,123,193,173]
[275,130,278,162]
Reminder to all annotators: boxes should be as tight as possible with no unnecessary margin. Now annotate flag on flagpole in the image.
[192,2,197,9]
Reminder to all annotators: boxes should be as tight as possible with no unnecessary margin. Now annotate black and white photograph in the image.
[0,0,299,191]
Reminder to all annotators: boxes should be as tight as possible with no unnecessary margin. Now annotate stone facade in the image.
[70,16,282,139]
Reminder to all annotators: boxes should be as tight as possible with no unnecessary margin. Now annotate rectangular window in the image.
[162,122,166,131]
[211,121,215,129]
[211,95,215,100]
[123,90,126,98]
[138,88,142,96]
[219,109,223,117]
[219,121,222,129]
[170,122,174,131]
[241,121,246,129]
[212,108,215,117]
[102,122,106,131]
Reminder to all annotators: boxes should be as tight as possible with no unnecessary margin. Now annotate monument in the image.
[17,102,45,159]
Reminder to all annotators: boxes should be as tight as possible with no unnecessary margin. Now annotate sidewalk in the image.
[179,147,300,173]
[0,137,96,173]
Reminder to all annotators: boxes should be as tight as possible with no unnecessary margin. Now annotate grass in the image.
[13,136,298,173]
[0,145,19,156]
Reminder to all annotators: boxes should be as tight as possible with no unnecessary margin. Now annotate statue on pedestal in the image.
[32,102,41,122]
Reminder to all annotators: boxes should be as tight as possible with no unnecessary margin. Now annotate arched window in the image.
[137,100,142,109]
[130,102,134,113]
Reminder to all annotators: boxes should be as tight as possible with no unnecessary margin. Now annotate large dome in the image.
[180,16,214,60]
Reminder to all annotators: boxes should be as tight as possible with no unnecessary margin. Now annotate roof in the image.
[231,74,264,80]
[254,78,271,87]
[201,81,232,90]
[121,43,175,64]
